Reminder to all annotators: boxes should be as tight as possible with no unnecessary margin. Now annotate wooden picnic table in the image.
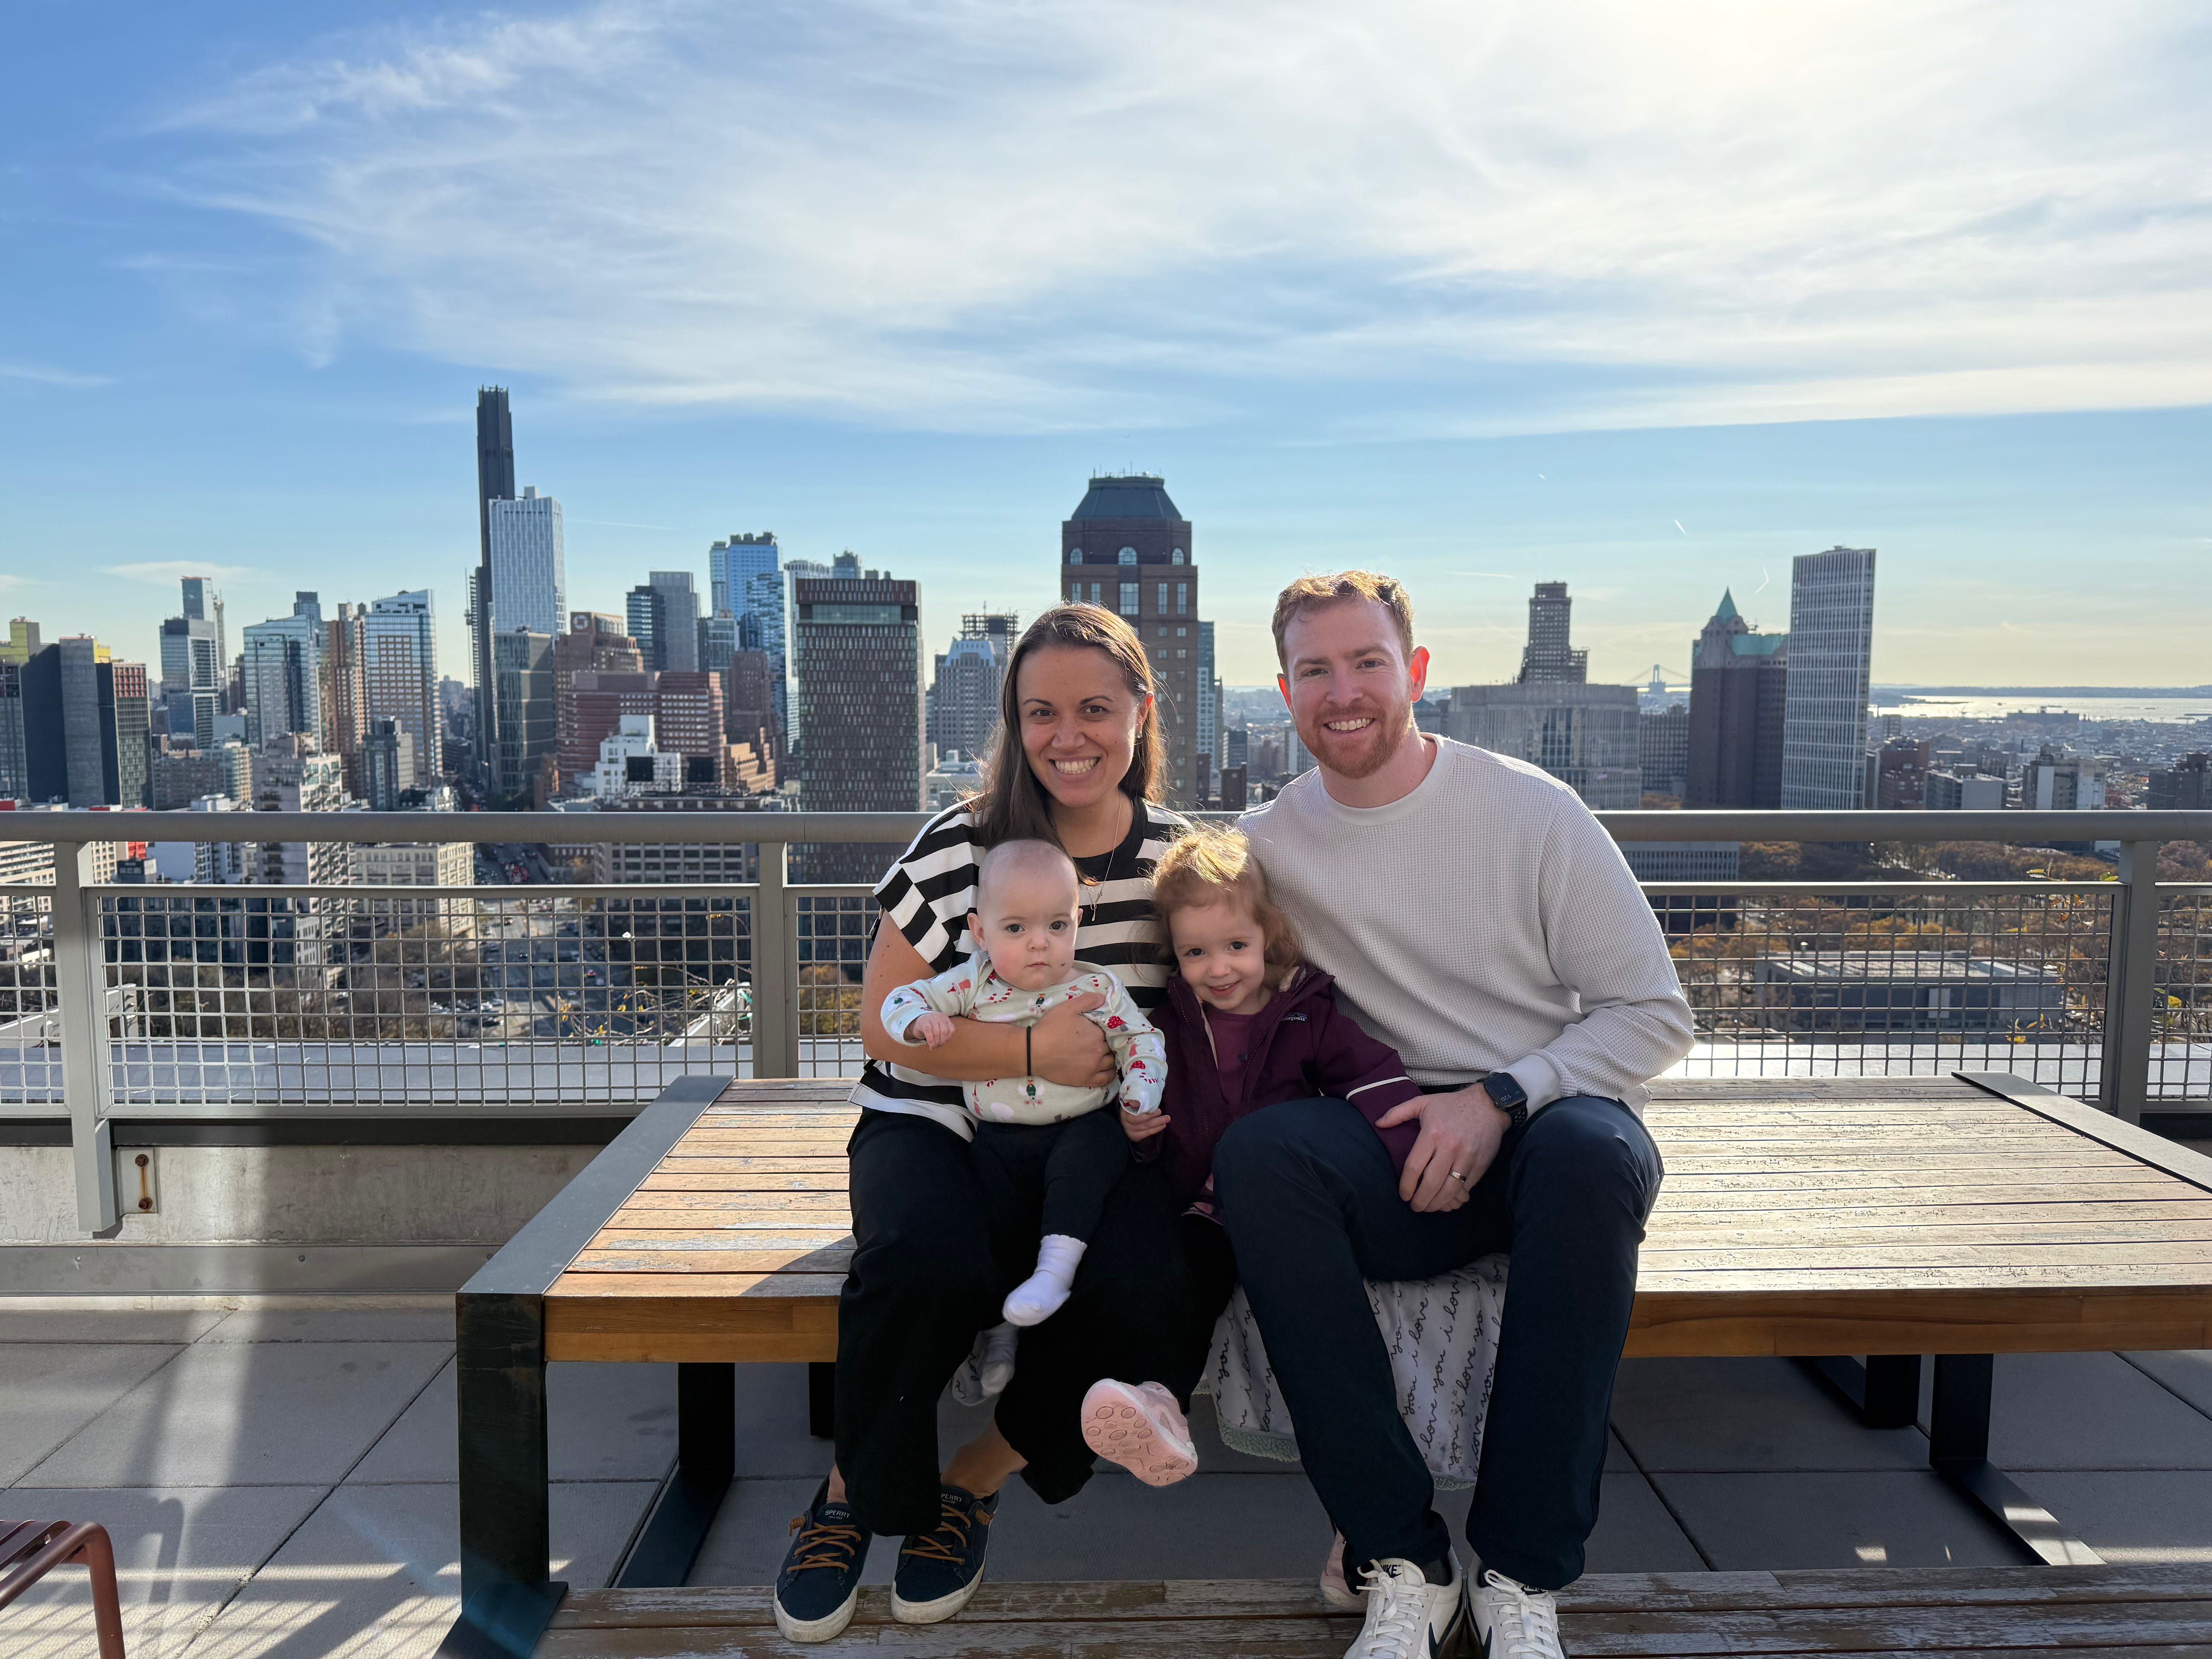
[440,1072,2212,1657]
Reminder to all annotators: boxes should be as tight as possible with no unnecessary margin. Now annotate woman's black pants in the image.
[834,1107,1191,1535]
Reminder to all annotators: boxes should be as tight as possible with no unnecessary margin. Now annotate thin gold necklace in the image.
[1079,799,1136,931]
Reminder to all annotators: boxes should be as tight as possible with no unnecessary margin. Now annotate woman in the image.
[774,604,1192,1644]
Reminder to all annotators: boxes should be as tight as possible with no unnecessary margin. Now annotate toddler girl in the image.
[1079,823,1424,1488]
[881,837,1165,1353]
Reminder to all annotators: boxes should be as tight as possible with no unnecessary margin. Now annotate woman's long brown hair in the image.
[970,604,1164,849]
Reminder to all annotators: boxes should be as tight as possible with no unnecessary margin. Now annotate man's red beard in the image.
[1303,706,1413,781]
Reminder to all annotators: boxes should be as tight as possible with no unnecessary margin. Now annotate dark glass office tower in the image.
[473,387,517,779]
[793,570,922,880]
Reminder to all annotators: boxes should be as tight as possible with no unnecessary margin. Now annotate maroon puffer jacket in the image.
[1142,963,1425,1211]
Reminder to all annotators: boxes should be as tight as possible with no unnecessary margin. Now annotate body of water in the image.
[1878,694,2212,724]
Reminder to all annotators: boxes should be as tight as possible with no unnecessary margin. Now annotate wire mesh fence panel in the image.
[0,885,59,1103]
[100,885,754,1106]
[796,889,874,1078]
[2152,886,2212,1104]
[1650,884,2115,1099]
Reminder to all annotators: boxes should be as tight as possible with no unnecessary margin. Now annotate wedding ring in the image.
[1449,1170,1467,1185]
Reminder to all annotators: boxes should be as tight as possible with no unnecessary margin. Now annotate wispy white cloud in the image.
[0,361,112,388]
[106,560,258,584]
[149,0,2212,433]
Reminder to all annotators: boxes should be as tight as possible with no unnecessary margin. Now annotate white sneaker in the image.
[1344,1554,1467,1658]
[1320,1531,1365,1611]
[1470,1567,1564,1659]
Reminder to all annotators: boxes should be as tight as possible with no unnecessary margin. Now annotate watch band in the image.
[1484,1071,1530,1131]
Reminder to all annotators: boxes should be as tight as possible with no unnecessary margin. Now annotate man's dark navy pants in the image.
[1212,1093,1663,1590]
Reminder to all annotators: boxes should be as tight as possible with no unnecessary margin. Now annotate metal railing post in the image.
[2100,840,2160,1124]
[751,838,799,1078]
[53,843,118,1231]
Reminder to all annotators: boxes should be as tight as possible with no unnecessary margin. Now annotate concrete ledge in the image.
[0,1243,496,1294]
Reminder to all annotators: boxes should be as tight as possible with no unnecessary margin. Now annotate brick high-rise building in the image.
[553,612,647,785]
[1685,590,1788,809]
[1060,476,1203,805]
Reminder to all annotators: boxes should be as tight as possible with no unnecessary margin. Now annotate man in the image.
[1219,572,1695,1659]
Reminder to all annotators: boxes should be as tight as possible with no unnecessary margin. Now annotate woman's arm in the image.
[859,919,1116,1087]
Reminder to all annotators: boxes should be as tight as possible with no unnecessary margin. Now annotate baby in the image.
[881,838,1166,1339]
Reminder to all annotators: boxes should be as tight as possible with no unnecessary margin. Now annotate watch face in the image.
[1487,1072,1527,1111]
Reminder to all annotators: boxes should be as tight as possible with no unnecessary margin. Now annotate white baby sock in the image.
[1003,1234,1087,1327]
[979,1322,1019,1397]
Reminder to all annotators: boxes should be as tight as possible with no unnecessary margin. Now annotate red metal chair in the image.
[1,1519,126,1658]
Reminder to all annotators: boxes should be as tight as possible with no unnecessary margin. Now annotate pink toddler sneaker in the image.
[1079,1380,1197,1487]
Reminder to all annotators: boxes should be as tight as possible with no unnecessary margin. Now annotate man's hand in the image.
[1120,1106,1171,1143]
[1030,994,1115,1088]
[909,1011,956,1048]
[1374,1084,1509,1213]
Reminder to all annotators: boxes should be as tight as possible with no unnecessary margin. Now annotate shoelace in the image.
[903,1500,988,1565]
[1353,1563,1428,1659]
[1482,1568,1563,1659]
[784,1510,864,1574]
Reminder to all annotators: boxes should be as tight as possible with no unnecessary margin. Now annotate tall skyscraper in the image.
[323,603,369,796]
[1516,581,1588,684]
[626,571,702,673]
[364,590,441,786]
[0,662,24,800]
[241,596,326,750]
[158,579,225,749]
[488,486,566,637]
[1060,475,1203,805]
[711,533,787,736]
[927,613,1017,764]
[1685,590,1788,809]
[473,387,517,778]
[492,630,556,803]
[107,660,151,808]
[780,556,845,747]
[1196,621,1220,795]
[1450,582,1638,810]
[14,637,143,807]
[794,568,922,879]
[180,576,226,678]
[709,532,780,618]
[1780,546,1876,810]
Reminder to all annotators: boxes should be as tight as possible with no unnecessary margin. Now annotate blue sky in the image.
[5,0,2209,688]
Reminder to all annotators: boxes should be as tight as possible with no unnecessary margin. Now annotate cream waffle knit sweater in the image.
[1241,737,1694,1116]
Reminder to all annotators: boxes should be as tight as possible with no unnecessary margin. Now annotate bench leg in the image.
[810,1361,836,1440]
[1802,1354,1921,1429]
[1928,1354,2102,1567]
[442,1292,567,1659]
[615,1362,737,1589]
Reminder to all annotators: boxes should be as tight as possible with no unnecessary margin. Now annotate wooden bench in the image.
[539,1563,2212,1657]
[439,1072,2212,1657]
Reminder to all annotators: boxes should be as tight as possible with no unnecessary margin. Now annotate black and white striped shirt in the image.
[849,798,1188,1137]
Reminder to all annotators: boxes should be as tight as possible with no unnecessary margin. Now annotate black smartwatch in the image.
[1483,1071,1529,1132]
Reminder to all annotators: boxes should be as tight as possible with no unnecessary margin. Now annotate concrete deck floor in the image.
[5,1295,2212,1657]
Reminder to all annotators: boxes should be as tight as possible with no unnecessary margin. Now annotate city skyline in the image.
[6,5,2209,692]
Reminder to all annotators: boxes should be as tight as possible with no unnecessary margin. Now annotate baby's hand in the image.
[910,1012,957,1048]
[1120,1105,1170,1143]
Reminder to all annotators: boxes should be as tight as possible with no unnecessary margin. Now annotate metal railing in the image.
[3,807,2208,1233]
